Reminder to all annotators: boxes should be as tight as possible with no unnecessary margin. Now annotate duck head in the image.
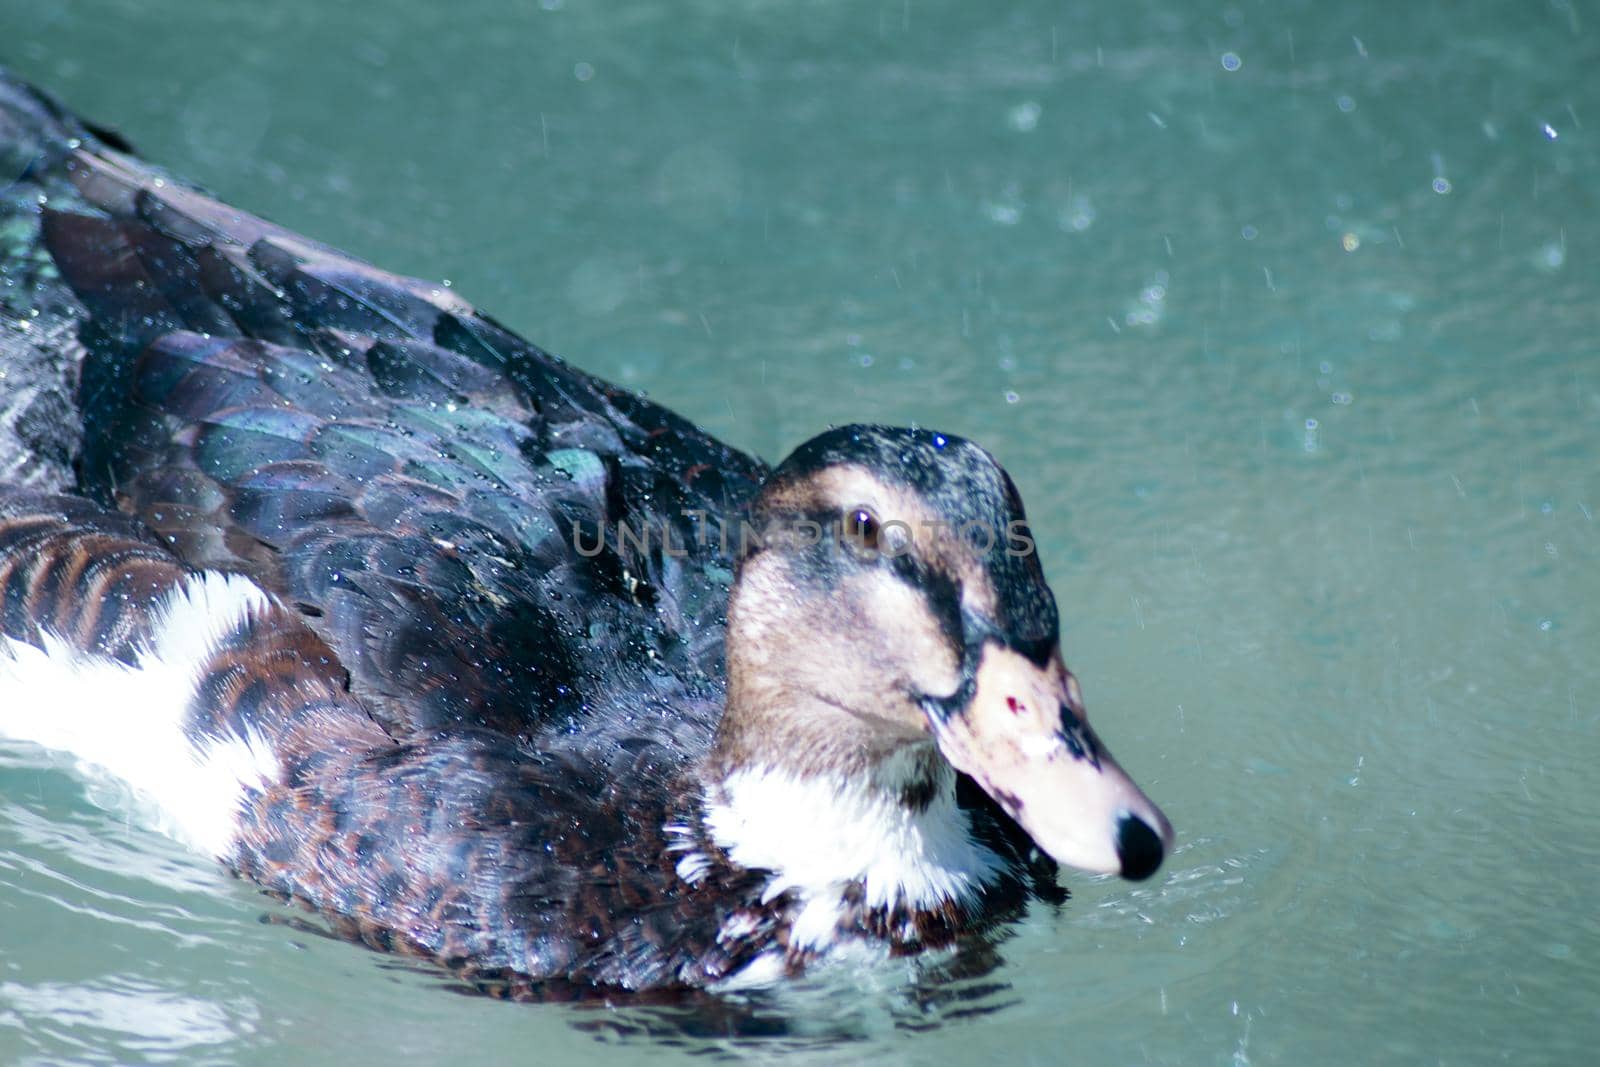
[713,425,1173,881]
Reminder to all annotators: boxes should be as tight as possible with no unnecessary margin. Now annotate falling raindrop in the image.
[1059,195,1096,232]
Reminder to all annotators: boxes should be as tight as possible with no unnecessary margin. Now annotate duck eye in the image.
[846,506,881,551]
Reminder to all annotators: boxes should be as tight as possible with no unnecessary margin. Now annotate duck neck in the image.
[702,556,1003,944]
[701,743,1003,950]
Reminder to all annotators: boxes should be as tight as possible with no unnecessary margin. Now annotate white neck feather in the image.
[702,744,1003,951]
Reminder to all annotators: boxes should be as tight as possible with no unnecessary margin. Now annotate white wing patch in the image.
[0,571,280,859]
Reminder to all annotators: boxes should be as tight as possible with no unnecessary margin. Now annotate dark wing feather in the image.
[37,144,767,741]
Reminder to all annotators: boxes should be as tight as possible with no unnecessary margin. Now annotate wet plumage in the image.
[0,67,1171,998]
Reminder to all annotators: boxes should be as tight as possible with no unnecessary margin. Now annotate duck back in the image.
[0,68,767,744]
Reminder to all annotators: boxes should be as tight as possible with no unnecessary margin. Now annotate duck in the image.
[0,66,1173,997]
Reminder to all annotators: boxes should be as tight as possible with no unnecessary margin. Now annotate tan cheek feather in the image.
[846,571,962,702]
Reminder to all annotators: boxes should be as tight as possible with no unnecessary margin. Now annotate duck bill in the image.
[929,644,1174,880]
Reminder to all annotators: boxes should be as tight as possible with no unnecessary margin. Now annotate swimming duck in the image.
[0,68,1172,996]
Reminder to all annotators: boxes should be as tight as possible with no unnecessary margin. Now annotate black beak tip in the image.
[1116,814,1165,881]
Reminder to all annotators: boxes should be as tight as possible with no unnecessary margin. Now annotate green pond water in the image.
[2,0,1597,1062]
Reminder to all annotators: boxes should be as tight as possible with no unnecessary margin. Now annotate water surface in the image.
[3,1,1597,1062]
